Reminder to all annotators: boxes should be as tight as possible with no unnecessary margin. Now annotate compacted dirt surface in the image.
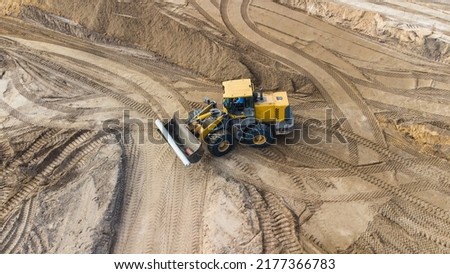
[1,0,450,254]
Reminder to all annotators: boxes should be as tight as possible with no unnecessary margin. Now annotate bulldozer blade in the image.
[155,116,204,166]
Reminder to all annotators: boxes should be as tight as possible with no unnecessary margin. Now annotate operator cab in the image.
[222,79,256,117]
[223,97,254,115]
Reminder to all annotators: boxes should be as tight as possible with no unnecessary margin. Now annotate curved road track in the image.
[2,0,450,253]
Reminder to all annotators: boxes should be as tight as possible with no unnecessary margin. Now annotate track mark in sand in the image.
[159,159,182,252]
[153,159,207,253]
[13,51,159,119]
[293,144,450,222]
[4,36,187,120]
[1,198,35,253]
[256,146,287,164]
[264,193,303,253]
[383,199,450,244]
[170,165,208,253]
[187,0,228,31]
[289,175,322,213]
[219,0,386,155]
[349,198,450,253]
[146,148,173,252]
[246,185,303,253]
[246,185,282,253]
[296,112,450,187]
[213,154,319,203]
[43,51,171,118]
[115,132,207,253]
[332,127,450,187]
[1,130,97,221]
[11,58,124,116]
[113,134,144,253]
[3,128,60,178]
[299,230,326,253]
[27,229,47,253]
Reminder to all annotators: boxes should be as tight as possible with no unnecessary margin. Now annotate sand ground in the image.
[1,0,450,253]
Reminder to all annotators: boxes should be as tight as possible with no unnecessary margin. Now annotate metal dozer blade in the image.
[155,113,204,166]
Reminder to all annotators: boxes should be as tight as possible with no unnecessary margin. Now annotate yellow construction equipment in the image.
[156,79,294,166]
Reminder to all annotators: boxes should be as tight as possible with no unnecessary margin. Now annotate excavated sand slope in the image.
[1,0,450,254]
[277,0,450,63]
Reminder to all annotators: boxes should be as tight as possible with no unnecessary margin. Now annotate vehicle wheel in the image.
[247,124,273,147]
[207,131,234,157]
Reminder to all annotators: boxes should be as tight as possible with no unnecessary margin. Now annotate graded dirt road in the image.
[1,0,450,253]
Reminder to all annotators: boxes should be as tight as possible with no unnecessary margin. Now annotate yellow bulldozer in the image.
[156,79,294,166]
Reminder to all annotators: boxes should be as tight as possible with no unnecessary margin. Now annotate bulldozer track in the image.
[349,75,450,105]
[361,67,450,83]
[252,146,287,165]
[26,130,79,170]
[165,160,186,252]
[228,153,260,179]
[55,134,113,176]
[248,143,448,206]
[10,59,112,115]
[333,127,450,186]
[42,51,171,118]
[166,89,199,114]
[246,184,281,253]
[4,128,60,175]
[2,3,449,254]
[1,131,97,221]
[27,229,46,253]
[248,145,376,179]
[380,200,450,248]
[14,57,93,98]
[385,132,425,158]
[168,162,208,253]
[350,199,450,253]
[246,144,430,203]
[289,175,321,213]
[187,166,208,253]
[370,99,450,122]
[2,198,35,253]
[299,230,327,253]
[214,155,320,203]
[320,181,445,204]
[187,100,206,110]
[235,0,385,145]
[291,144,450,222]
[0,99,49,127]
[148,152,178,252]
[113,136,144,253]
[263,193,303,253]
[297,112,449,182]
[239,148,428,212]
[12,51,160,119]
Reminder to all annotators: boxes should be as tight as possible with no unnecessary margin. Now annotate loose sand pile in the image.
[2,0,449,254]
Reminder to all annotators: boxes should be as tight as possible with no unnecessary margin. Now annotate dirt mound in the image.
[18,2,251,82]
[378,115,450,161]
[277,0,450,63]
[11,2,316,93]
[2,0,449,255]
